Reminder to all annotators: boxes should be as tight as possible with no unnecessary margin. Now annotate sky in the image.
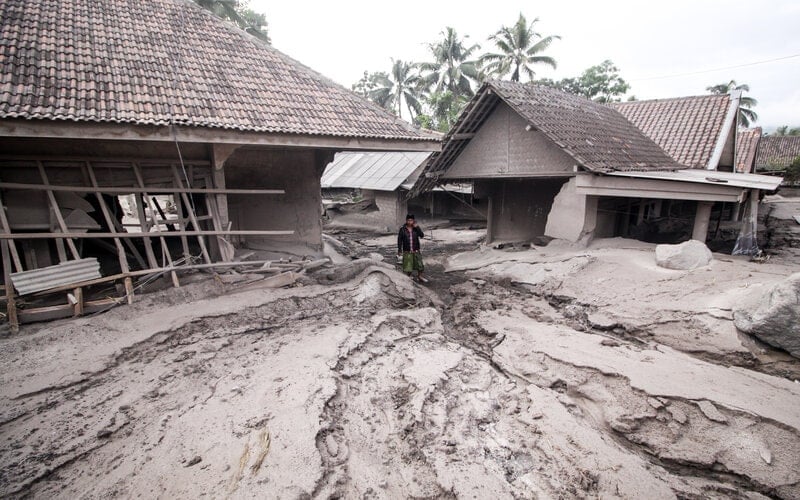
[251,0,800,130]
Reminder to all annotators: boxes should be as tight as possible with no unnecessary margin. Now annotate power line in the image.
[630,53,800,82]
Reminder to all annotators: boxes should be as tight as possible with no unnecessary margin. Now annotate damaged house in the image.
[321,151,479,230]
[412,81,780,246]
[0,0,438,327]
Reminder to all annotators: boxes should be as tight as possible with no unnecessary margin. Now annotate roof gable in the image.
[0,0,432,142]
[735,128,762,173]
[611,94,735,169]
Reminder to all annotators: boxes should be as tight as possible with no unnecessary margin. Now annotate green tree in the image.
[785,156,800,185]
[706,80,758,127]
[193,0,270,43]
[419,27,482,100]
[368,60,424,120]
[479,14,559,82]
[352,71,390,101]
[539,60,630,103]
[414,90,469,132]
[774,125,800,136]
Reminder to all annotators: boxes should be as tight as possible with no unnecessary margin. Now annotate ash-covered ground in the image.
[1,225,799,499]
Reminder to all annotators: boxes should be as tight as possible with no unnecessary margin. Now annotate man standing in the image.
[397,214,428,283]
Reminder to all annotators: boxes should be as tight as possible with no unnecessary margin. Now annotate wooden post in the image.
[84,163,131,275]
[2,240,19,333]
[131,163,180,287]
[0,191,23,272]
[72,287,84,316]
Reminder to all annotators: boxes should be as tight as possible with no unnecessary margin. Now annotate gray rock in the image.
[655,240,713,270]
[734,273,800,358]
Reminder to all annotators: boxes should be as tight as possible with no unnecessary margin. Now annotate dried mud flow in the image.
[1,229,799,499]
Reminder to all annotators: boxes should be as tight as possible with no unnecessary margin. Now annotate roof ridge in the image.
[611,93,730,106]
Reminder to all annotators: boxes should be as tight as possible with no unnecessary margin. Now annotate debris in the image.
[696,400,728,423]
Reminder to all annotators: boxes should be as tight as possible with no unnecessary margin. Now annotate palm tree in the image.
[480,14,560,82]
[369,60,424,120]
[419,27,482,100]
[706,80,758,127]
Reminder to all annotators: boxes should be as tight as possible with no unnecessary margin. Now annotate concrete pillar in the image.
[692,201,714,241]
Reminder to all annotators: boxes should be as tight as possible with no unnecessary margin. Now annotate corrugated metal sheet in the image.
[321,152,431,191]
[11,258,102,295]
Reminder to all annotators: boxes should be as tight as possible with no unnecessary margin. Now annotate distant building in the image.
[322,152,479,229]
[755,136,800,175]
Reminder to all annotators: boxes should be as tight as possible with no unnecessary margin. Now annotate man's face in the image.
[406,218,414,226]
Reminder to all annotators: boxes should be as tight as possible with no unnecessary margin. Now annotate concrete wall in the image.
[225,148,327,255]
[362,189,407,228]
[444,102,575,179]
[545,178,598,243]
[475,178,567,243]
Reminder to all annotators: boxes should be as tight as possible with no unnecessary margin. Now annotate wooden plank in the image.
[203,176,234,262]
[0,191,23,272]
[171,184,191,260]
[171,165,211,264]
[85,163,131,274]
[0,181,284,195]
[134,193,159,269]
[1,240,19,332]
[36,161,81,260]
[132,163,178,282]
[0,230,295,239]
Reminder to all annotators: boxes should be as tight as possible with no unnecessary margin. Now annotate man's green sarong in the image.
[402,252,424,273]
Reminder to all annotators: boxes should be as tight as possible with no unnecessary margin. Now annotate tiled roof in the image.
[322,152,430,191]
[412,82,681,195]
[755,136,800,170]
[611,94,732,168]
[0,0,433,142]
[491,82,681,173]
[735,128,761,173]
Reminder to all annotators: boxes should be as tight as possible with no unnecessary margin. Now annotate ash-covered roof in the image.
[611,94,734,169]
[0,0,434,143]
[755,135,800,170]
[413,81,681,195]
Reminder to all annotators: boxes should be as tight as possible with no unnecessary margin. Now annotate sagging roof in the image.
[755,135,800,170]
[413,81,681,195]
[0,0,433,143]
[611,94,736,169]
[736,128,762,173]
[322,152,431,191]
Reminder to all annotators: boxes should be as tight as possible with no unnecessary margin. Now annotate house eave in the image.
[0,119,442,152]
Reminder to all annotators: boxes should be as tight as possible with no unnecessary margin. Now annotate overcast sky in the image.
[252,0,799,129]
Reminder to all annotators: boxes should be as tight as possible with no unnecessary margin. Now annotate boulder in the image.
[734,273,800,358]
[655,240,713,270]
